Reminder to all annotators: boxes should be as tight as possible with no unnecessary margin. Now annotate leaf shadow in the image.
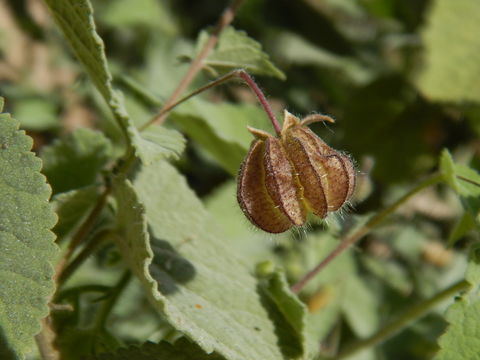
[256,284,303,359]
[148,232,196,295]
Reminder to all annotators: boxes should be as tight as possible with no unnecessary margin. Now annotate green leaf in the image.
[277,233,356,342]
[43,0,184,165]
[172,99,271,174]
[440,149,460,192]
[257,264,318,359]
[43,0,122,108]
[440,150,480,215]
[448,212,476,247]
[341,276,380,338]
[0,97,4,112]
[272,32,373,85]
[416,0,480,102]
[197,26,285,80]
[101,0,177,35]
[56,328,121,360]
[0,112,58,359]
[361,256,412,295]
[88,338,224,360]
[14,97,59,131]
[204,181,280,262]
[51,186,99,240]
[40,128,112,194]
[434,246,480,360]
[112,161,289,360]
[135,125,186,163]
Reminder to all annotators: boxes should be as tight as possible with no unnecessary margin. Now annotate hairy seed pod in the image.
[237,110,355,233]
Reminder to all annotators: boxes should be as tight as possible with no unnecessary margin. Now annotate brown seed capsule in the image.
[237,110,355,233]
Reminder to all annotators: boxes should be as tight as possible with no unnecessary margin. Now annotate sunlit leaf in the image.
[197,26,285,80]
[434,246,480,359]
[416,0,480,102]
[0,111,58,359]
[112,161,290,360]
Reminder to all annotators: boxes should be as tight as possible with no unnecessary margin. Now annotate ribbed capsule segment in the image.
[237,110,356,233]
[237,139,295,233]
[283,134,328,217]
[264,137,306,226]
[285,126,354,213]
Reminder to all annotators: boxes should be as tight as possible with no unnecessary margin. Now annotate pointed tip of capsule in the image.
[301,113,335,127]
[247,126,272,139]
[281,110,301,134]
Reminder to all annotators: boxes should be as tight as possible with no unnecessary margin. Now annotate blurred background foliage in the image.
[1,0,479,359]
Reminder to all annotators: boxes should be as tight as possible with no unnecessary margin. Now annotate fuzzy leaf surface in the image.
[416,0,480,102]
[0,112,58,359]
[41,128,112,194]
[197,26,285,79]
[434,247,480,360]
[112,161,289,360]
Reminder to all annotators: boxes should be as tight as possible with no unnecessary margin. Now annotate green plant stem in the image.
[148,0,245,127]
[337,279,470,359]
[56,229,112,287]
[140,69,282,135]
[95,270,132,330]
[291,173,444,294]
[54,188,110,284]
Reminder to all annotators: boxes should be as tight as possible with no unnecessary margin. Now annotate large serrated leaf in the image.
[43,0,185,164]
[41,128,112,194]
[88,338,224,360]
[434,246,480,360]
[416,0,480,102]
[0,112,58,359]
[197,26,285,80]
[112,161,288,360]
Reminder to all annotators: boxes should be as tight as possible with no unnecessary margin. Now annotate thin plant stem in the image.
[149,0,245,126]
[140,69,282,136]
[56,229,112,287]
[95,270,132,330]
[54,188,110,283]
[337,280,470,359]
[34,318,60,360]
[291,173,444,294]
